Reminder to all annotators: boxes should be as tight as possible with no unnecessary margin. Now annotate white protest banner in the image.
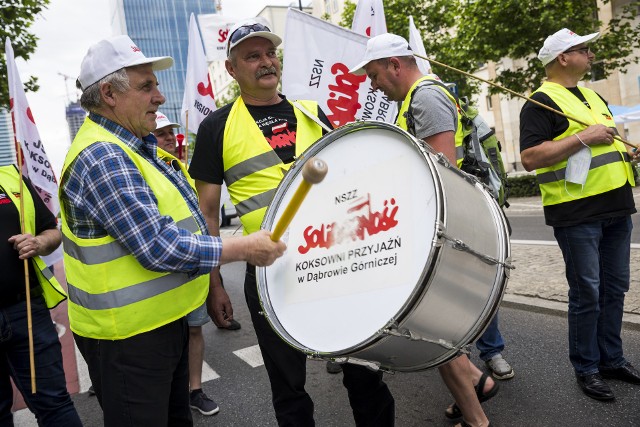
[352,0,387,37]
[282,8,395,128]
[409,16,432,76]
[6,37,62,265]
[197,13,238,61]
[181,13,217,134]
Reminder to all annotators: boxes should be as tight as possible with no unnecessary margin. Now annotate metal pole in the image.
[298,0,303,11]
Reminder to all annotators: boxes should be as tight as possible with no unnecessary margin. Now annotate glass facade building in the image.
[65,101,86,141]
[110,0,216,123]
[0,109,16,166]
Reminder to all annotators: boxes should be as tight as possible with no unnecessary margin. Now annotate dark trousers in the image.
[74,317,191,427]
[0,296,81,427]
[245,265,395,427]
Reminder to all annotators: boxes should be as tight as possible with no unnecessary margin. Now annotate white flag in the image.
[6,37,63,266]
[283,9,398,128]
[181,13,217,133]
[409,16,432,75]
[351,0,387,37]
[197,13,238,61]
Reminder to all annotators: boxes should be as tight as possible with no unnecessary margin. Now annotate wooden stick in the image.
[16,146,37,394]
[184,111,190,165]
[271,157,328,241]
[414,53,638,150]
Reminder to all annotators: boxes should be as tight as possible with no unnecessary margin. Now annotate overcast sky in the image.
[13,0,301,175]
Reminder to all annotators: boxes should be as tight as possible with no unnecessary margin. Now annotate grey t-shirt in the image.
[410,85,458,140]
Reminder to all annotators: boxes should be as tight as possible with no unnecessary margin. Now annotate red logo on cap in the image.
[131,45,141,53]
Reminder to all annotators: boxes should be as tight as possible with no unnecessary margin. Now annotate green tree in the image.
[340,0,640,97]
[1,0,50,108]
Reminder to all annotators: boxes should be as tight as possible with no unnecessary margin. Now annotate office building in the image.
[65,101,85,141]
[110,0,217,123]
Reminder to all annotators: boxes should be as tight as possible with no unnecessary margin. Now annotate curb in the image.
[502,294,640,331]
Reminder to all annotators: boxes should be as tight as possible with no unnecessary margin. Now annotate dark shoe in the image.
[190,389,220,416]
[217,319,241,330]
[600,362,640,384]
[576,373,615,401]
[445,373,499,419]
[326,361,343,374]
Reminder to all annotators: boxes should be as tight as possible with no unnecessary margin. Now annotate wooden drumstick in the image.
[271,157,328,241]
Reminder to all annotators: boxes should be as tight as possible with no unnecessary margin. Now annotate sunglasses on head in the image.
[228,23,271,49]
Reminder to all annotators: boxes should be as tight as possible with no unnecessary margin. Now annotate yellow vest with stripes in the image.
[223,98,323,235]
[396,76,465,168]
[0,165,66,309]
[60,118,209,340]
[534,81,634,206]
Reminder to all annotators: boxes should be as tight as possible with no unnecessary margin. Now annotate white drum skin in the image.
[258,121,510,372]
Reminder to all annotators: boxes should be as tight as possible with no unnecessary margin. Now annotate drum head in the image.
[259,122,440,354]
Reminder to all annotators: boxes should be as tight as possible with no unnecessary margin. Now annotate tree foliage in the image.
[0,0,49,109]
[341,0,640,97]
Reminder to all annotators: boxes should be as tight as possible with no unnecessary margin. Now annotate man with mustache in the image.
[60,35,285,426]
[189,20,395,426]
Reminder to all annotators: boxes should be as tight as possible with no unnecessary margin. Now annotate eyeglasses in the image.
[228,23,271,50]
[563,46,591,55]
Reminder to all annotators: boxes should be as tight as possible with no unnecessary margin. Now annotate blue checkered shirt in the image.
[60,112,222,276]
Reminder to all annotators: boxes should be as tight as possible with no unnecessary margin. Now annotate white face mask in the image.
[565,145,591,193]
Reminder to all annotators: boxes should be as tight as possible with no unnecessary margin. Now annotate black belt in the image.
[2,286,44,308]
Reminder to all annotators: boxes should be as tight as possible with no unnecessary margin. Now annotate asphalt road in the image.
[67,261,640,427]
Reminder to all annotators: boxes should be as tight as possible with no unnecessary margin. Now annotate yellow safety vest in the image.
[223,98,322,235]
[0,165,66,309]
[534,81,634,206]
[396,76,465,167]
[60,118,209,340]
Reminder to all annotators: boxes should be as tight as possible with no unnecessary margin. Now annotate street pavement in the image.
[11,193,640,426]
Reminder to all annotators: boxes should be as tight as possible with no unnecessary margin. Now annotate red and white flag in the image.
[282,9,396,128]
[351,0,387,37]
[181,13,216,134]
[197,13,238,61]
[408,16,433,76]
[6,37,62,265]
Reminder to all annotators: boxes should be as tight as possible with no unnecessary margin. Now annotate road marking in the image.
[233,345,264,368]
[75,343,92,393]
[512,239,640,249]
[201,361,220,382]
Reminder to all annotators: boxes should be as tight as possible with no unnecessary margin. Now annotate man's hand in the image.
[244,230,286,266]
[206,282,234,328]
[578,124,617,146]
[9,233,47,259]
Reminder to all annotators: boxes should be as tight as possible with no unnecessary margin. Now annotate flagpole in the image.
[413,52,637,149]
[16,146,37,394]
[185,111,189,164]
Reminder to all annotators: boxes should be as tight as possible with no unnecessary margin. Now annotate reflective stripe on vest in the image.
[533,82,634,206]
[0,165,67,309]
[222,98,323,235]
[396,76,465,168]
[60,118,209,340]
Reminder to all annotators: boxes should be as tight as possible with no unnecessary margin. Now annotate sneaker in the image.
[217,319,241,331]
[326,361,343,374]
[485,354,515,380]
[190,390,220,416]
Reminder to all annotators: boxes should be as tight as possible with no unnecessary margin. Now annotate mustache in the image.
[256,66,277,78]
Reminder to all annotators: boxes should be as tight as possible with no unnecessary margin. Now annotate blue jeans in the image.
[0,296,81,426]
[475,313,505,362]
[554,216,632,376]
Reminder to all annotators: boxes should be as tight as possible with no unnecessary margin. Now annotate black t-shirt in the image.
[1,174,58,298]
[189,95,332,185]
[519,89,635,227]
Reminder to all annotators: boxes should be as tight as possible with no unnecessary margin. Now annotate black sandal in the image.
[445,373,500,419]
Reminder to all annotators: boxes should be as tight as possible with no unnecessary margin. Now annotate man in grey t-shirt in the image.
[350,33,501,427]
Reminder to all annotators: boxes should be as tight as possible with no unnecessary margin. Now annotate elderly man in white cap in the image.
[189,19,395,426]
[60,35,285,426]
[520,28,640,402]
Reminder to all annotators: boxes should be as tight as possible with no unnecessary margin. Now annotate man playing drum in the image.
[189,19,395,426]
[350,33,499,427]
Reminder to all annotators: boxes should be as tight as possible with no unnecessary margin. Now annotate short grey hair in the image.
[78,68,130,112]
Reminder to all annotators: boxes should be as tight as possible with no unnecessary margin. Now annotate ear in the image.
[225,59,236,79]
[100,82,117,107]
[389,57,402,73]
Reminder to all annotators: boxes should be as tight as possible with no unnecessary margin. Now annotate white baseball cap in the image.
[538,28,600,66]
[78,35,174,90]
[349,33,414,75]
[227,18,282,56]
[155,111,180,130]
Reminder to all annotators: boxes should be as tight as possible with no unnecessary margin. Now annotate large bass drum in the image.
[257,121,511,372]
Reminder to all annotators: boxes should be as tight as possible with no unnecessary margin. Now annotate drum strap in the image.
[291,101,333,133]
